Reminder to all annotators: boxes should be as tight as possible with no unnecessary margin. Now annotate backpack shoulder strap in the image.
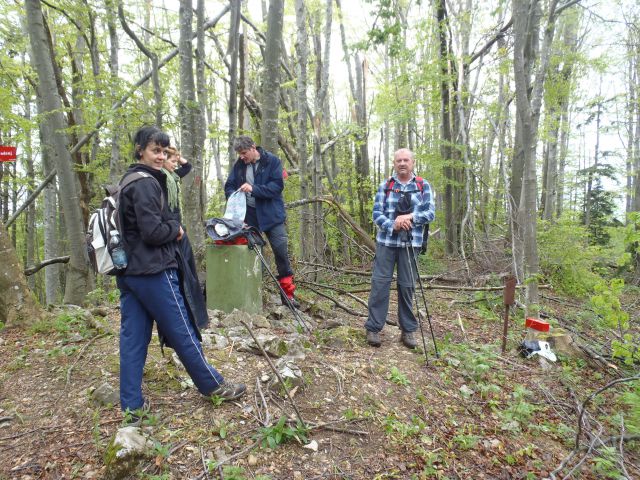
[384,177,395,197]
[117,171,164,210]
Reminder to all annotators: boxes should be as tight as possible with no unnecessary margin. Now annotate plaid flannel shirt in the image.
[372,174,436,248]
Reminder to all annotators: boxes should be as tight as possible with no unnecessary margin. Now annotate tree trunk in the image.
[295,0,310,261]
[0,222,44,327]
[105,0,122,183]
[24,85,37,293]
[195,0,207,233]
[260,0,284,152]
[40,117,61,305]
[435,0,458,255]
[584,89,602,227]
[179,0,205,256]
[25,0,90,306]
[513,0,565,313]
[227,0,241,167]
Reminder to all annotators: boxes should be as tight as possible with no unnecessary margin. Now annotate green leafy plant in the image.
[382,413,425,440]
[122,407,158,427]
[388,366,410,386]
[592,446,624,479]
[590,279,638,365]
[538,218,602,296]
[619,384,640,435]
[211,419,232,439]
[205,464,267,480]
[452,432,479,450]
[29,311,93,341]
[258,416,308,449]
[498,385,537,433]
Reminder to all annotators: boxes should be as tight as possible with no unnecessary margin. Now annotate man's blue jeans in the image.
[117,269,224,411]
[365,244,419,334]
[245,207,293,279]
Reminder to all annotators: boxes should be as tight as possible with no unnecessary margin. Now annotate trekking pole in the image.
[401,232,429,365]
[406,231,439,358]
[246,231,312,333]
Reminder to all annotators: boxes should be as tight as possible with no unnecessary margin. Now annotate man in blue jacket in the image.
[117,126,246,421]
[224,136,298,307]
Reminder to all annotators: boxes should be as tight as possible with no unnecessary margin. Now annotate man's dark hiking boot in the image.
[366,330,381,347]
[209,382,247,401]
[281,294,300,309]
[400,331,417,349]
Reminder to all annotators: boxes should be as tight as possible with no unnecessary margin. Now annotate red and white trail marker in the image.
[0,146,17,162]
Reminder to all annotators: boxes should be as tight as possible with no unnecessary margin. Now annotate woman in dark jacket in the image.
[161,147,208,331]
[116,126,245,419]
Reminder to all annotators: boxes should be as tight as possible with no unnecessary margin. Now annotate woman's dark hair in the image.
[133,126,171,159]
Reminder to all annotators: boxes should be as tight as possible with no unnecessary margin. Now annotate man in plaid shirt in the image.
[365,148,436,349]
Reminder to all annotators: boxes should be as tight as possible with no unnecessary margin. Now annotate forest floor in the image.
[0,260,639,480]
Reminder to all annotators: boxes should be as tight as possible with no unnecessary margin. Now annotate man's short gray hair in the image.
[394,148,414,160]
[233,135,256,152]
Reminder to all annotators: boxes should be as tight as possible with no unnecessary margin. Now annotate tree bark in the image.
[295,0,310,261]
[179,0,205,256]
[41,118,61,305]
[227,0,241,168]
[105,0,122,184]
[260,0,284,152]
[25,0,90,306]
[513,0,569,313]
[0,222,44,327]
[435,0,459,255]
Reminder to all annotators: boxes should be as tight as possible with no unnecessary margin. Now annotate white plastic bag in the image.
[224,190,246,222]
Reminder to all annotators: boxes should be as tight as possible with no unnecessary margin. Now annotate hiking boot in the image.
[281,293,300,309]
[400,331,417,349]
[209,381,247,401]
[366,330,381,347]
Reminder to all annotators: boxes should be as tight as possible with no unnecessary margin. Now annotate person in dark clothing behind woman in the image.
[116,126,245,422]
[224,135,299,308]
[161,146,208,331]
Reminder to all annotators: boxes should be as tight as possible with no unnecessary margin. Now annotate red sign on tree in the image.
[0,146,17,162]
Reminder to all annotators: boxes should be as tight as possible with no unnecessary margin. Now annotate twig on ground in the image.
[303,285,367,317]
[618,417,630,480]
[240,320,307,429]
[255,376,270,427]
[200,447,210,480]
[195,438,262,478]
[65,333,109,387]
[575,375,640,450]
[298,279,368,309]
[308,422,368,436]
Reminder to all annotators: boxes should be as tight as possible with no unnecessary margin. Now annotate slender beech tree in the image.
[179,0,205,255]
[0,222,44,326]
[295,0,311,261]
[261,0,284,152]
[512,0,578,311]
[25,0,90,306]
[227,0,241,167]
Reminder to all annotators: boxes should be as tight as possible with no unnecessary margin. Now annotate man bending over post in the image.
[224,135,299,308]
